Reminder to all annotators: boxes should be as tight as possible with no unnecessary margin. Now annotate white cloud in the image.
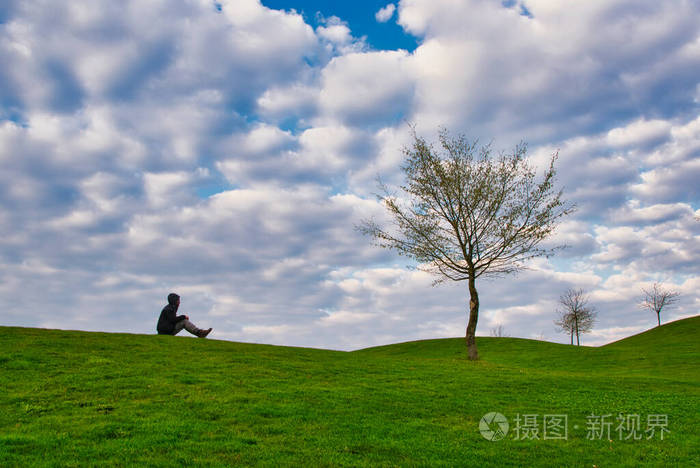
[256,84,318,121]
[319,50,414,126]
[315,15,366,54]
[234,123,296,156]
[631,158,700,203]
[544,220,599,257]
[296,126,355,170]
[375,4,396,23]
[591,205,699,273]
[606,119,671,148]
[215,125,379,185]
[400,0,700,144]
[142,171,194,209]
[317,23,352,45]
[609,201,692,225]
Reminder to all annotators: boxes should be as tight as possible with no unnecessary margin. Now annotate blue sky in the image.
[0,0,698,350]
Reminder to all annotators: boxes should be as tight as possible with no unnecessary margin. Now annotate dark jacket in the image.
[157,293,187,335]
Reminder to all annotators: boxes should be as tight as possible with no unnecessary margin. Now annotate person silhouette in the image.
[156,293,212,338]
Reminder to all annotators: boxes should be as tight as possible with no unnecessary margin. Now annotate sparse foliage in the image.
[554,288,597,346]
[359,128,574,360]
[640,282,680,327]
[490,324,509,337]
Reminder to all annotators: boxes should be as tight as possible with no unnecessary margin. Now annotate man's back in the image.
[157,294,184,334]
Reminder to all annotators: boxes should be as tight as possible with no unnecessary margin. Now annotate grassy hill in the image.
[1,316,698,467]
[358,315,700,381]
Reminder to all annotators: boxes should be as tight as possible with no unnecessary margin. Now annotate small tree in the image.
[640,282,680,327]
[554,288,597,346]
[553,309,576,345]
[489,324,509,337]
[359,129,574,360]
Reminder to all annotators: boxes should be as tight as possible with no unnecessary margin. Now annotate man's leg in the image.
[172,319,202,336]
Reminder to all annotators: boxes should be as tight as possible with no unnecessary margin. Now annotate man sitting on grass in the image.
[157,293,212,338]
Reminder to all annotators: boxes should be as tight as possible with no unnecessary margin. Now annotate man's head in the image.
[167,293,180,306]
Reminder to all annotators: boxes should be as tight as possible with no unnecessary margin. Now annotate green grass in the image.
[1,316,698,467]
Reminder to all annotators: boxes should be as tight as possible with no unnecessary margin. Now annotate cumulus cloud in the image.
[606,119,672,149]
[315,14,367,55]
[592,205,699,274]
[632,158,700,203]
[318,50,414,127]
[399,0,700,143]
[317,17,352,44]
[256,84,319,122]
[375,4,396,23]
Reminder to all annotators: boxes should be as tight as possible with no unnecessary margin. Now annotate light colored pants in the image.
[172,319,202,336]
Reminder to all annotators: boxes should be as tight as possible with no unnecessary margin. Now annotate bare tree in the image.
[554,309,576,345]
[640,282,680,327]
[358,129,574,360]
[554,288,597,346]
[489,324,509,337]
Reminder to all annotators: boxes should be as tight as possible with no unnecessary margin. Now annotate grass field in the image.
[1,316,698,467]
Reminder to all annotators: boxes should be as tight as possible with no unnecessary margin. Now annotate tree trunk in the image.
[574,315,580,346]
[656,312,660,327]
[570,331,573,345]
[465,275,479,360]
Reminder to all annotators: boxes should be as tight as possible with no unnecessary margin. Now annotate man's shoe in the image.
[198,328,212,338]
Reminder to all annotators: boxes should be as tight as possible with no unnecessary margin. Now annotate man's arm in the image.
[166,305,187,324]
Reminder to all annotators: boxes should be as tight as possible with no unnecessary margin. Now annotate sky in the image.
[1,0,698,350]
